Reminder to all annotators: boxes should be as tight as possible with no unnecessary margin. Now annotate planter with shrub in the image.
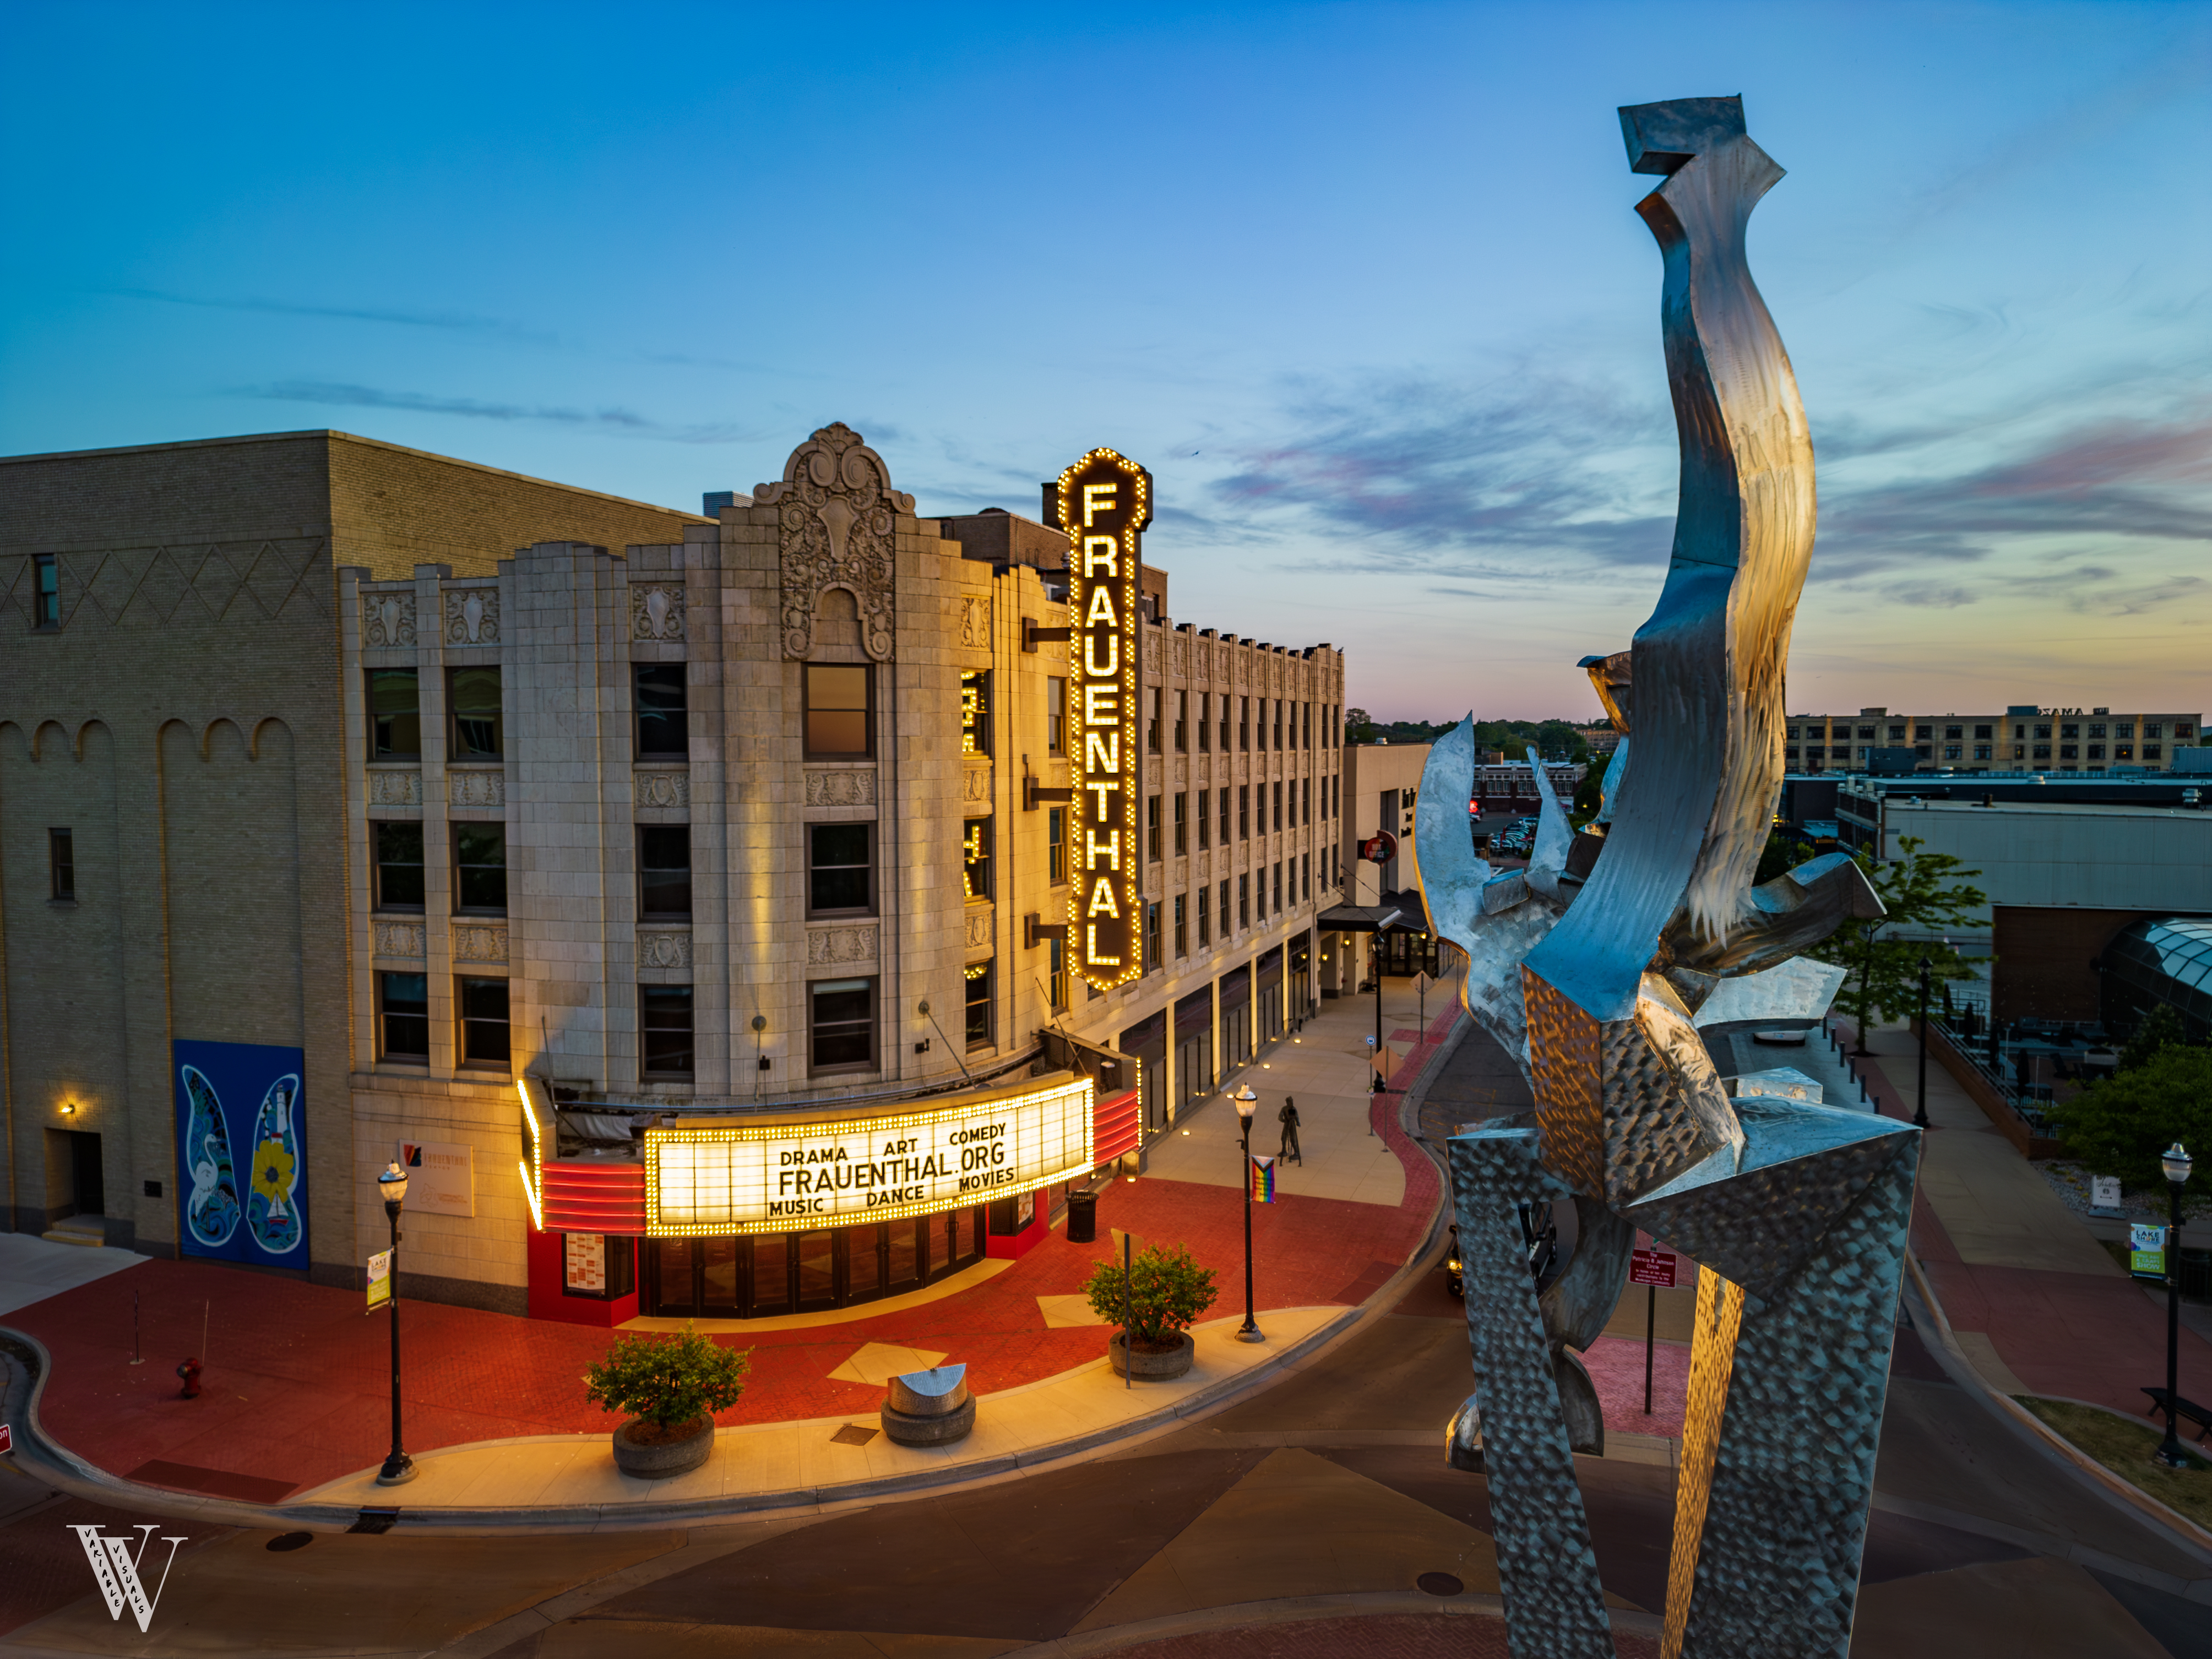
[583,1325,751,1478]
[1085,1243,1219,1381]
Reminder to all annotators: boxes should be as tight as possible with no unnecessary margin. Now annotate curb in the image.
[1903,1251,2212,1562]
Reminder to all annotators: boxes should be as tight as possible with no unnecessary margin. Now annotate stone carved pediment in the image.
[444,587,499,645]
[756,423,907,661]
[631,584,686,643]
[362,591,416,649]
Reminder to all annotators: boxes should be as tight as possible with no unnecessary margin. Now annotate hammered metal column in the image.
[1447,1128,1616,1659]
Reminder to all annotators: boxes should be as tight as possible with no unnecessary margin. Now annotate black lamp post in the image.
[2155,1141,2195,1470]
[1231,1084,1263,1343]
[376,1161,415,1486]
[1914,957,1932,1130]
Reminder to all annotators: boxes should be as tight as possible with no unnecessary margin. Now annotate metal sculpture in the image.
[1414,96,1919,1659]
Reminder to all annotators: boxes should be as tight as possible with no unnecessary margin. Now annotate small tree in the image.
[1344,707,1376,744]
[583,1325,749,1440]
[2046,1044,2212,1196]
[1805,835,1987,1054]
[2118,1004,2192,1074]
[1084,1243,1220,1351]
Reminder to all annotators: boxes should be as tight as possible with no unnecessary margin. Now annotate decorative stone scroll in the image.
[634,770,691,808]
[961,764,992,806]
[372,921,425,958]
[959,594,991,650]
[803,769,876,807]
[449,769,505,809]
[1172,633,1189,678]
[638,930,693,970]
[451,923,508,962]
[807,924,878,966]
[631,584,686,643]
[756,422,908,661]
[444,586,499,645]
[361,591,417,649]
[964,905,993,951]
[367,770,422,807]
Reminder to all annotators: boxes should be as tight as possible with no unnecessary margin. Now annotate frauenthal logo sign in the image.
[1058,448,1150,989]
[72,1524,188,1634]
[642,1073,1095,1235]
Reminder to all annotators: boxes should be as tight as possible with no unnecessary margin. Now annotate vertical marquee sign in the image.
[1058,448,1150,989]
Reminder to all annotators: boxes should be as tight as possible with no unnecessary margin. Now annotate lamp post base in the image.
[375,1454,416,1487]
[2153,1444,2193,1471]
[1235,1324,1266,1344]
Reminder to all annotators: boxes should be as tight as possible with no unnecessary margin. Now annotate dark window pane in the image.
[454,823,507,912]
[808,822,872,913]
[459,976,509,1067]
[449,666,503,759]
[50,828,74,901]
[805,664,871,757]
[381,971,430,1059]
[639,825,692,918]
[811,977,874,1069]
[370,670,421,759]
[374,822,425,909]
[642,984,694,1075]
[965,961,992,1047]
[635,664,689,758]
[749,1234,790,1313]
[798,1232,834,1303]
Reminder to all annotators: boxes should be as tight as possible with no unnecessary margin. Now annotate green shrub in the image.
[2047,1044,2212,1195]
[1084,1243,1219,1350]
[583,1325,749,1433]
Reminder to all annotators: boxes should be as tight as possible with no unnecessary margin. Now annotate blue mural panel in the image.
[173,1040,308,1264]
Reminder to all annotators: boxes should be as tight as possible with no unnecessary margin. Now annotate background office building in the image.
[1787,705,2199,773]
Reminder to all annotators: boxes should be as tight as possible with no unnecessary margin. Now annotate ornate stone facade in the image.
[638,929,692,970]
[633,769,691,808]
[803,769,875,807]
[959,594,991,650]
[449,769,505,809]
[361,591,416,649]
[964,904,993,951]
[757,423,908,661]
[630,583,685,643]
[443,586,499,645]
[367,769,422,807]
[806,924,878,966]
[372,921,425,958]
[961,763,991,806]
[450,923,508,962]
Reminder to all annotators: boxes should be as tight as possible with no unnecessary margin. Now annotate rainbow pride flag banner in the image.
[1249,1155,1278,1204]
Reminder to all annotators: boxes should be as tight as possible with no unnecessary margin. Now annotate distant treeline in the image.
[1345,710,1594,763]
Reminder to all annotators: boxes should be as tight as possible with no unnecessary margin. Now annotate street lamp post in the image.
[376,1161,414,1486]
[1231,1085,1263,1343]
[1914,957,1932,1130]
[2155,1142,2195,1470]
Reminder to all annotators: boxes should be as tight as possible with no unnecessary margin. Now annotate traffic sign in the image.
[1412,971,1433,998]
[1629,1247,1678,1288]
[0,1422,13,1456]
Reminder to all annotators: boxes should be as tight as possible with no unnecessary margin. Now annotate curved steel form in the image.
[1413,97,1919,1659]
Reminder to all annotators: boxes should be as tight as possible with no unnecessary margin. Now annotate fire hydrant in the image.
[176,1357,203,1399]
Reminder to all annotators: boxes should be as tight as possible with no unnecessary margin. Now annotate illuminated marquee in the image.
[642,1072,1095,1237]
[1058,448,1150,989]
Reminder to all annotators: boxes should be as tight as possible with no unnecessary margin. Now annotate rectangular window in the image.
[1256,697,1268,752]
[1145,901,1161,972]
[1220,787,1232,846]
[961,670,991,755]
[2146,744,2164,760]
[2089,724,2107,739]
[48,828,74,901]
[638,825,692,920]
[1274,702,1284,749]
[965,961,994,1048]
[1974,725,1992,739]
[1302,852,1310,901]
[1146,794,1162,862]
[1198,885,1211,946]
[807,822,873,915]
[1173,792,1187,856]
[805,663,872,758]
[1174,894,1187,956]
[369,669,421,760]
[2032,744,2052,760]
[2116,722,2134,738]
[1046,677,1066,755]
[379,971,430,1062]
[1047,935,1068,1010]
[810,977,876,1073]
[1944,745,1961,760]
[373,822,425,910]
[1146,686,1162,753]
[1175,690,1188,751]
[2116,743,2134,760]
[2058,745,2077,760]
[1240,697,1250,750]
[2178,724,2196,737]
[2035,724,2051,740]
[1220,698,1232,752]
[963,818,992,901]
[641,986,695,1077]
[1273,861,1282,913]
[1273,780,1284,832]
[1239,785,1250,840]
[458,976,510,1070]
[2146,723,2165,739]
[1047,807,1067,884]
[1219,879,1231,936]
[2061,724,2078,741]
[1197,789,1211,850]
[1858,726,1874,739]
[449,666,503,760]
[32,554,59,629]
[453,823,507,914]
[1238,873,1250,931]
[635,664,688,759]
[1198,692,1211,752]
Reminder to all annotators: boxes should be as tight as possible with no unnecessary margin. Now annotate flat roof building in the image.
[1787,706,2200,775]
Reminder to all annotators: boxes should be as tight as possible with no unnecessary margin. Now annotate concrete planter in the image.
[611,1415,714,1479]
[1109,1330,1194,1381]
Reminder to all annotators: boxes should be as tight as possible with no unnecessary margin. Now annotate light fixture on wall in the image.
[59,1102,77,1116]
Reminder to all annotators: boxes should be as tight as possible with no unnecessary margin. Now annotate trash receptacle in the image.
[1066,1187,1097,1244]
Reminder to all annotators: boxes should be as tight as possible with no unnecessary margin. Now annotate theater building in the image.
[1,423,1347,1323]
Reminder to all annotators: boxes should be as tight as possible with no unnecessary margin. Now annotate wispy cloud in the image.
[238,379,760,444]
[110,286,559,345]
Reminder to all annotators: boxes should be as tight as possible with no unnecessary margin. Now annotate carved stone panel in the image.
[961,764,992,807]
[803,769,876,807]
[444,586,500,645]
[1172,634,1188,679]
[965,905,994,953]
[373,921,425,958]
[449,769,505,810]
[452,923,509,963]
[756,422,909,661]
[633,769,691,808]
[631,584,686,642]
[959,594,991,649]
[638,929,693,970]
[807,924,879,966]
[367,769,422,807]
[361,591,416,649]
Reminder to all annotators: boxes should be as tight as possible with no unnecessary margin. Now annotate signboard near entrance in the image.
[1059,447,1149,991]
[1629,1247,1678,1288]
[398,1140,474,1217]
[643,1073,1095,1237]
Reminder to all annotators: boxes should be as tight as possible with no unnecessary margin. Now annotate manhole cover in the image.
[1416,1571,1464,1597]
[830,1424,879,1446]
[265,1532,314,1553]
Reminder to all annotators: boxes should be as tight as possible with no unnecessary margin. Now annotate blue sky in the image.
[4,2,2206,721]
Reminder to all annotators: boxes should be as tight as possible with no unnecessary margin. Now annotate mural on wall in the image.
[174,1040,308,1263]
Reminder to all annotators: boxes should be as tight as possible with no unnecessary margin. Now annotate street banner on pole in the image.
[366,1248,393,1313]
[2129,1223,2168,1280]
[1249,1155,1277,1204]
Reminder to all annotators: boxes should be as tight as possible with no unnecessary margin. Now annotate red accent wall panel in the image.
[543,1161,647,1235]
[1094,1087,1142,1163]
